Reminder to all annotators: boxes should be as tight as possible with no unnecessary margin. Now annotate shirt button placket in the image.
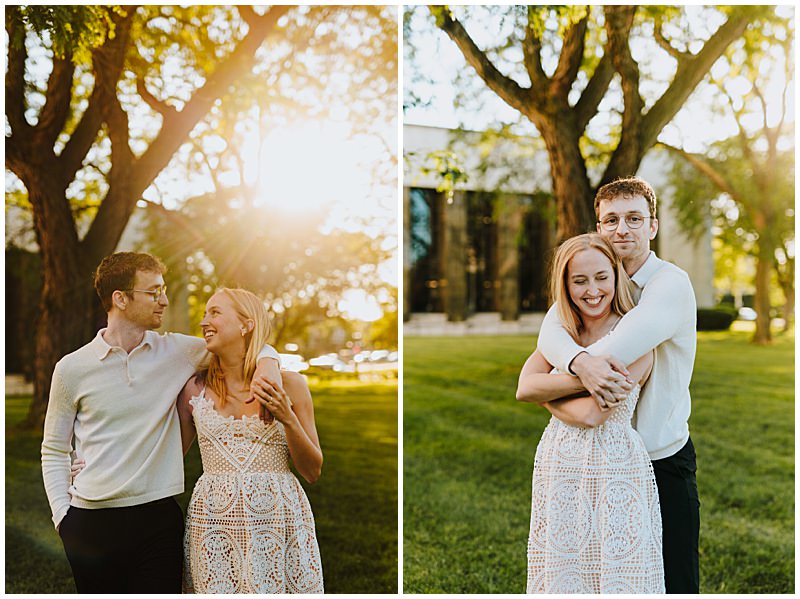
[121,354,132,386]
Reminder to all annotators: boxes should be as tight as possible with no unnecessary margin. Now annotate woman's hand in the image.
[248,377,294,424]
[70,458,86,483]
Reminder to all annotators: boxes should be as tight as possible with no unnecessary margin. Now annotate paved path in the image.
[6,375,33,395]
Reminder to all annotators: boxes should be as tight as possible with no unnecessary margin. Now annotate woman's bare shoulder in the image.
[179,373,206,403]
[280,370,312,404]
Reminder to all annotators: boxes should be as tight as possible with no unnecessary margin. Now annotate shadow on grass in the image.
[6,526,76,593]
[6,381,398,594]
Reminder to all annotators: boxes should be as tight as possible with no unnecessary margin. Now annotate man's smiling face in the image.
[596,194,658,274]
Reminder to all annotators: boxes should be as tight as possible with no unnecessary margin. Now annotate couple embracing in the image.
[41,252,324,593]
[518,177,700,594]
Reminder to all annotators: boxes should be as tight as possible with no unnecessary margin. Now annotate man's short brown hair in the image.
[594,176,657,219]
[94,252,166,312]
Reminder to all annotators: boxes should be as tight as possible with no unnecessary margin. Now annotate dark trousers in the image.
[58,497,184,594]
[652,437,700,594]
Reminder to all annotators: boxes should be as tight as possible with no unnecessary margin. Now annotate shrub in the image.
[697,307,736,331]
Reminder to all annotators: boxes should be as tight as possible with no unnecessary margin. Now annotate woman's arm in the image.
[516,349,586,404]
[544,395,614,427]
[543,350,655,427]
[176,376,201,455]
[254,371,323,484]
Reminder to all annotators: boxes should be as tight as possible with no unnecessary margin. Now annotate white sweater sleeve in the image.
[585,269,696,364]
[172,334,211,370]
[41,364,76,529]
[536,303,586,373]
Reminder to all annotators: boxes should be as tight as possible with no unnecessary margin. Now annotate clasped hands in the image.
[248,373,293,424]
[570,352,634,410]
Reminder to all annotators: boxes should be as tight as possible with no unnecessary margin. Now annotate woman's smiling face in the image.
[566,248,616,320]
[200,292,246,354]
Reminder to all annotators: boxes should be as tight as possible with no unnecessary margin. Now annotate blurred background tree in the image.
[5,5,398,428]
[408,5,769,241]
[662,12,794,344]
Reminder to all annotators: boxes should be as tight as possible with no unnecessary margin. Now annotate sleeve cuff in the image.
[53,504,70,530]
[566,349,585,375]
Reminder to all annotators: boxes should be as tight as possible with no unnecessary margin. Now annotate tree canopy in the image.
[663,8,794,343]
[5,5,398,427]
[406,5,769,240]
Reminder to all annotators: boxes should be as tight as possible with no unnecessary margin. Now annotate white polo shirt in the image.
[537,251,697,460]
[41,329,279,528]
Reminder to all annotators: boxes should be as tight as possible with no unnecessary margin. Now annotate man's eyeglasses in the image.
[124,286,167,302]
[598,214,653,231]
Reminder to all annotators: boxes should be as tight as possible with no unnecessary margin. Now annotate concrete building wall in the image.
[638,152,715,308]
[404,125,716,335]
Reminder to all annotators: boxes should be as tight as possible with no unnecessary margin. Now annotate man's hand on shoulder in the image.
[570,352,633,408]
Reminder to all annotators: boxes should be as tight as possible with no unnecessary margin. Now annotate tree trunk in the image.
[28,263,98,429]
[781,284,794,333]
[752,236,774,345]
[24,181,99,429]
[775,256,794,333]
[538,118,595,241]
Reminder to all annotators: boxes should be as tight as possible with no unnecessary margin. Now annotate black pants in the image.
[58,497,184,593]
[652,437,700,594]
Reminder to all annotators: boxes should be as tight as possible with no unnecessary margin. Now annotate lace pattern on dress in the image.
[526,385,664,594]
[183,390,323,594]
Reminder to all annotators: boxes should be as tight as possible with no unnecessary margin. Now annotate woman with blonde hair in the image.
[516,234,663,593]
[177,287,324,593]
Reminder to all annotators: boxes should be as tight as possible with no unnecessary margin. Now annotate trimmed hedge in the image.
[697,307,736,331]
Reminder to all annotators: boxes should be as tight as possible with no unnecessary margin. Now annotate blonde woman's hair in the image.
[549,233,636,341]
[205,287,272,407]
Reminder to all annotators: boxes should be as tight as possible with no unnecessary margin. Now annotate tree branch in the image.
[720,84,757,167]
[601,5,643,181]
[640,7,757,151]
[35,55,76,151]
[58,94,106,182]
[58,8,136,183]
[653,16,688,61]
[5,7,30,136]
[106,94,135,166]
[659,142,742,204]
[522,7,547,100]
[748,78,780,170]
[430,6,529,116]
[236,5,259,29]
[132,5,294,191]
[574,53,614,131]
[80,92,137,263]
[550,11,589,99]
[136,77,179,118]
[776,38,793,142]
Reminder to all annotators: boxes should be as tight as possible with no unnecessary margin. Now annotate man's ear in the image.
[111,290,128,311]
[649,217,659,240]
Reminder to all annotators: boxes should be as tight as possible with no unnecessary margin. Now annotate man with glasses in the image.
[534,177,700,593]
[41,251,282,593]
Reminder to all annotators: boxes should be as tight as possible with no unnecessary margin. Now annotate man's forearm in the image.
[537,304,585,373]
[41,449,72,528]
[584,271,695,365]
[41,368,77,528]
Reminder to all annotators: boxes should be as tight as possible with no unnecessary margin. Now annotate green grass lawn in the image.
[403,329,794,593]
[6,380,398,594]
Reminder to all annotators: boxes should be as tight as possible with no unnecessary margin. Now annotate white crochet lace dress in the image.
[526,384,664,594]
[183,389,323,594]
